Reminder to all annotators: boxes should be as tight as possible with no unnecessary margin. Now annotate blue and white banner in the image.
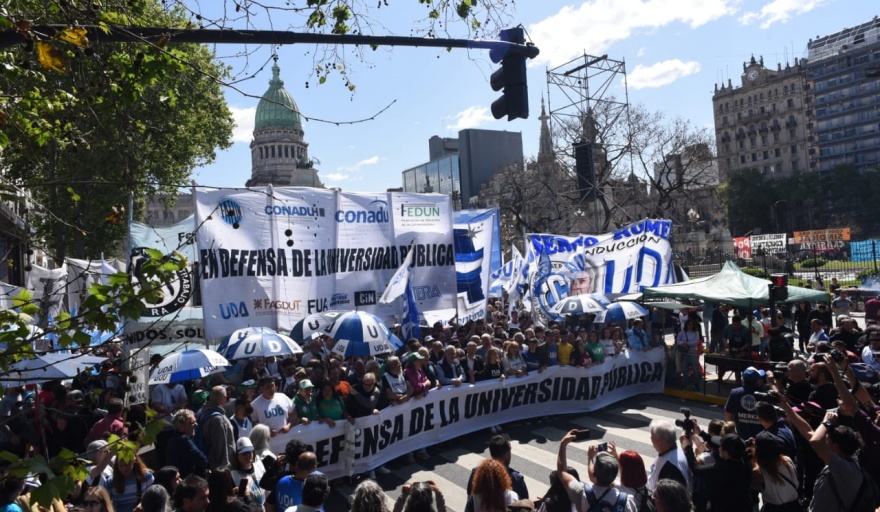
[489,245,524,298]
[194,189,456,340]
[452,209,500,323]
[525,219,675,326]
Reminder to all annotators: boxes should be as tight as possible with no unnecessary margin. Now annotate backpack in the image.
[822,456,880,512]
[849,363,879,384]
[585,487,628,512]
[193,408,222,455]
[634,487,656,512]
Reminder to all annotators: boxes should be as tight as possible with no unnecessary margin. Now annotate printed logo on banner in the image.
[263,198,326,219]
[336,199,390,224]
[400,202,443,228]
[130,247,193,317]
[253,299,302,317]
[330,293,350,307]
[218,197,244,227]
[354,290,377,307]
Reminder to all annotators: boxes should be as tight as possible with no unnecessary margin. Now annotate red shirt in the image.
[87,414,128,442]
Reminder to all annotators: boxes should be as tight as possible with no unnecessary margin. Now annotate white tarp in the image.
[269,349,665,479]
[194,188,456,340]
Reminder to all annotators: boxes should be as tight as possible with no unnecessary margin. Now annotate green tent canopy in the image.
[642,261,830,308]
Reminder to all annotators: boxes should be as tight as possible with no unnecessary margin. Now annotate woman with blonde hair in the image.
[467,459,517,512]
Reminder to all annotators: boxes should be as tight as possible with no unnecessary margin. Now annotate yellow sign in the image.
[792,228,851,244]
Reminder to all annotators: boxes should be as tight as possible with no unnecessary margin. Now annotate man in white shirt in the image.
[647,419,692,493]
[861,329,880,373]
[249,376,295,437]
[150,382,187,421]
[556,430,637,511]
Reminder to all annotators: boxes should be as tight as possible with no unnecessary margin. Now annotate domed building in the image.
[246,60,323,187]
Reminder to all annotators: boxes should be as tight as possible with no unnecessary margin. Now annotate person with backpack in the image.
[165,409,208,478]
[555,431,637,512]
[199,386,237,472]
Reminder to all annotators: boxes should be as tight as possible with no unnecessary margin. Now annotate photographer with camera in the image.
[678,418,722,512]
[680,429,753,512]
[776,360,814,404]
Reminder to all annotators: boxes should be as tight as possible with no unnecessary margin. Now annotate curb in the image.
[663,387,727,406]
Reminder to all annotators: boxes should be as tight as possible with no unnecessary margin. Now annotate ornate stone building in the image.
[712,56,811,182]
[246,61,323,188]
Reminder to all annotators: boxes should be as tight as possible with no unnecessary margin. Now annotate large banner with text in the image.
[194,189,457,340]
[268,348,665,479]
[451,209,501,324]
[525,219,675,326]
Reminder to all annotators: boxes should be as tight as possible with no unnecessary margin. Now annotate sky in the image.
[191,1,879,193]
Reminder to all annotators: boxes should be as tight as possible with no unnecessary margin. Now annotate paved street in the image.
[324,392,724,511]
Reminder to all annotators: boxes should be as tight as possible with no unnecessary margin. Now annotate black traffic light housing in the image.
[770,273,788,302]
[489,27,529,121]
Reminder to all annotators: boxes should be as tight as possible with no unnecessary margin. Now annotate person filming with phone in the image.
[555,429,637,511]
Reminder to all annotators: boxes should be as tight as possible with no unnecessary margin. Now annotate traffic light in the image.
[489,27,529,121]
[770,273,788,302]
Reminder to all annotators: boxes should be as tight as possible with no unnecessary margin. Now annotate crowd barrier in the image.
[268,349,666,479]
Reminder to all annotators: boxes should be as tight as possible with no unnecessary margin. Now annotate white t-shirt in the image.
[150,384,186,419]
[250,393,294,431]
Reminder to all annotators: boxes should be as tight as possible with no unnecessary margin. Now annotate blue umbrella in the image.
[327,311,403,357]
[593,301,649,324]
[289,311,349,342]
[149,349,229,384]
[218,326,303,360]
[549,295,606,317]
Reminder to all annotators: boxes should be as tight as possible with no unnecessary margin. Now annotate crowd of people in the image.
[3,293,880,512]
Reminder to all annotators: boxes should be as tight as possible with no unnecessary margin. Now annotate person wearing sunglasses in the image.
[82,487,115,512]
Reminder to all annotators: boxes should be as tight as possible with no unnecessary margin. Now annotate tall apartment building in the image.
[712,56,811,182]
[803,17,880,173]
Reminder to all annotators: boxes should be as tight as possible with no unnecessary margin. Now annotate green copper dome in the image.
[254,62,302,131]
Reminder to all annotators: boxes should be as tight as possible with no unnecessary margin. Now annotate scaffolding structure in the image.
[546,53,635,232]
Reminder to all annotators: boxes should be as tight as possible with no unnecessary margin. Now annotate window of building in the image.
[738,140,745,149]
[259,147,263,159]
[787,98,795,108]
[761,135,768,144]
[741,155,746,164]
[750,138,756,147]
[775,148,781,157]
[789,129,796,140]
[792,161,799,172]
[763,151,769,160]
[790,145,797,155]
[271,146,275,158]
[784,85,788,94]
[737,112,742,120]
[752,153,757,162]
[774,132,780,143]
[284,146,289,158]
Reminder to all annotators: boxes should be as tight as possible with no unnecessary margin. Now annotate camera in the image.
[772,363,788,378]
[754,390,780,405]
[597,442,608,452]
[830,348,846,363]
[675,408,693,437]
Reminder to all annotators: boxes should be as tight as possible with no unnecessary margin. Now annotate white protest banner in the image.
[749,233,787,254]
[66,257,126,314]
[525,219,675,326]
[452,209,499,322]
[194,188,456,340]
[129,216,198,318]
[125,348,150,406]
[268,348,665,479]
[25,263,68,327]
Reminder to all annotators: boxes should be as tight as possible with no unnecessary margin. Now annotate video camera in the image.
[675,407,694,438]
[753,390,781,405]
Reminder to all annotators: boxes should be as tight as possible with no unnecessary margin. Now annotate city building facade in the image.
[803,16,880,173]
[712,55,811,182]
[401,129,523,207]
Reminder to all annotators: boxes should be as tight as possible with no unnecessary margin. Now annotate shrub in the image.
[857,268,879,281]
[800,258,827,269]
[742,267,770,279]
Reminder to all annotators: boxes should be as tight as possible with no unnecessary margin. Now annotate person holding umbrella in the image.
[249,377,295,438]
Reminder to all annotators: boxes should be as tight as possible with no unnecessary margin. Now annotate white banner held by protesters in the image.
[194,188,456,340]
[269,349,665,479]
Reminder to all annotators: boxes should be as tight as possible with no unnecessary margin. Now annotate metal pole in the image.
[874,240,878,275]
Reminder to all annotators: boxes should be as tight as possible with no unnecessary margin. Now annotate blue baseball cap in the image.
[743,366,766,383]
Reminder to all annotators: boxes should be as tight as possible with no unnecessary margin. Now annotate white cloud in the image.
[628,59,701,89]
[529,0,736,67]
[324,173,350,181]
[445,106,494,131]
[636,47,647,57]
[230,107,256,143]
[336,155,380,172]
[740,0,828,29]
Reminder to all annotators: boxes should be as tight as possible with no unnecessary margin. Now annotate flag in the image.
[489,245,524,297]
[379,242,421,340]
[379,241,415,304]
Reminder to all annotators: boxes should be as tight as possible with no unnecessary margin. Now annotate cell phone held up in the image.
[597,442,608,452]
[574,429,591,441]
[238,478,248,497]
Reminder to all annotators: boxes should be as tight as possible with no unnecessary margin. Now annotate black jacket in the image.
[165,431,208,478]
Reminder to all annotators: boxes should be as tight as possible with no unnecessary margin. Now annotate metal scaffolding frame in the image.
[545,53,634,232]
